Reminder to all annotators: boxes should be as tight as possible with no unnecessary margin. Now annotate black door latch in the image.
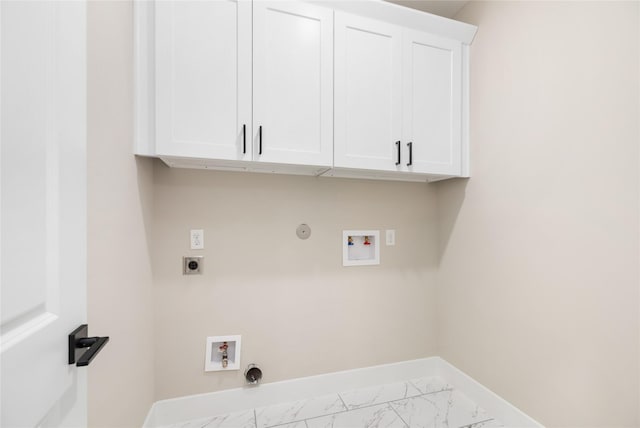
[68,324,109,367]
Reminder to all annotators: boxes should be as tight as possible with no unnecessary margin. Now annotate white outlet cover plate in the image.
[190,229,204,250]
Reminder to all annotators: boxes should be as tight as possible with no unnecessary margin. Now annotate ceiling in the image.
[384,0,470,18]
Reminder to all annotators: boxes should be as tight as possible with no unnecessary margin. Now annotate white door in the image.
[253,1,333,167]
[334,12,402,172]
[1,1,88,427]
[402,29,462,175]
[155,0,252,161]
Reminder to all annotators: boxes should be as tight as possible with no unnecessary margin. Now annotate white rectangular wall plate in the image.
[343,230,380,266]
[190,229,204,250]
[205,335,241,372]
[385,229,395,246]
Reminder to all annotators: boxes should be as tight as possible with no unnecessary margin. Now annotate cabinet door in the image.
[155,0,251,160]
[253,1,333,167]
[403,29,462,175]
[334,12,403,171]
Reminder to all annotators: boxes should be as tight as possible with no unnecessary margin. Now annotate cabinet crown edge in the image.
[311,0,477,44]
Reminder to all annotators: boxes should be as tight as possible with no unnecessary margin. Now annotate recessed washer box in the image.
[205,335,241,372]
[343,230,380,266]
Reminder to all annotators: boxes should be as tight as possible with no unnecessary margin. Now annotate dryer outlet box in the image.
[183,256,203,274]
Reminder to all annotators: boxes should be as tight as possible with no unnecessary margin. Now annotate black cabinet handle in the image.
[68,324,109,367]
[259,126,262,155]
[395,141,401,165]
[407,142,413,166]
[242,124,246,154]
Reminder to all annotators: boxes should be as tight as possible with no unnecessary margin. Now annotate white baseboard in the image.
[143,357,542,428]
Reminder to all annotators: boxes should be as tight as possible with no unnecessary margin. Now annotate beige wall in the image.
[152,166,439,399]
[87,2,155,427]
[436,2,639,427]
[85,1,640,426]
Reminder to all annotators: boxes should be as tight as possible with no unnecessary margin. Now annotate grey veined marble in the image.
[255,393,346,428]
[391,390,488,428]
[339,381,422,410]
[307,403,404,428]
[166,409,256,428]
[166,377,503,428]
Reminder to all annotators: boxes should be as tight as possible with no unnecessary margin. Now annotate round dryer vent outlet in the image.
[245,364,262,385]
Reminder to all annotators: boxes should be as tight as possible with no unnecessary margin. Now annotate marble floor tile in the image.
[167,416,214,428]
[339,381,421,410]
[461,419,504,428]
[306,404,406,428]
[168,409,256,428]
[391,390,488,428]
[272,422,309,428]
[409,377,452,395]
[255,393,347,428]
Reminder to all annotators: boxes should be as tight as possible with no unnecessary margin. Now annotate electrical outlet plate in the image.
[386,229,396,246]
[190,229,204,249]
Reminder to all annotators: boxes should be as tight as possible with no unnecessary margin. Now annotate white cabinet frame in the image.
[253,1,334,167]
[134,0,477,182]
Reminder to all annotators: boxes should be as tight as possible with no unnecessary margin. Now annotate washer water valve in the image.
[244,364,262,385]
[218,342,229,368]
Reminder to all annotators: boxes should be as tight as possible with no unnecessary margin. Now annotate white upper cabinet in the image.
[136,0,477,181]
[334,13,463,177]
[402,29,462,176]
[253,1,333,167]
[155,0,251,160]
[334,12,403,172]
